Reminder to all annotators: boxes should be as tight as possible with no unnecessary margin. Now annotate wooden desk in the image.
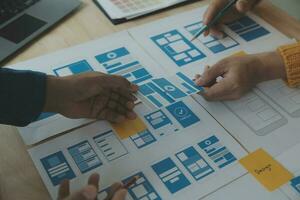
[0,0,299,199]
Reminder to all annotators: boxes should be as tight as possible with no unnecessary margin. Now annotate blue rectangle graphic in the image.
[147,82,175,103]
[68,141,102,173]
[152,78,187,99]
[226,16,270,41]
[291,176,300,194]
[53,60,93,76]
[130,129,157,149]
[93,130,128,161]
[152,157,191,194]
[185,22,239,53]
[96,47,129,63]
[151,30,206,67]
[123,172,161,200]
[40,151,76,186]
[139,77,188,108]
[95,47,152,85]
[176,72,203,92]
[166,101,200,128]
[144,110,172,130]
[198,135,237,168]
[176,146,214,181]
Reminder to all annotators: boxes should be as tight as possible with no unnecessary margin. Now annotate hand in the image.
[44,72,139,123]
[194,52,286,101]
[58,173,127,200]
[203,0,262,38]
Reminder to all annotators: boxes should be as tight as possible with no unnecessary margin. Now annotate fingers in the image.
[236,0,261,13]
[203,0,228,25]
[58,180,70,200]
[130,84,139,93]
[97,109,125,123]
[111,87,137,103]
[201,79,234,101]
[195,63,227,87]
[91,88,137,122]
[104,182,123,200]
[88,173,100,192]
[65,185,97,200]
[72,73,138,122]
[203,0,261,38]
[111,189,127,200]
[207,26,224,39]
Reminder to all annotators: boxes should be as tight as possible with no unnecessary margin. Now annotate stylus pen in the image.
[191,0,238,41]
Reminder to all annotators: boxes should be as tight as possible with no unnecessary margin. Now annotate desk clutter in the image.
[6,6,300,200]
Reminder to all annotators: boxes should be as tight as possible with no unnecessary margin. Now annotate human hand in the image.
[44,72,138,123]
[194,52,286,101]
[203,0,262,38]
[58,173,127,200]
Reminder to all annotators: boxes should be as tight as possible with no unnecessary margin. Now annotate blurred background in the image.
[271,0,300,20]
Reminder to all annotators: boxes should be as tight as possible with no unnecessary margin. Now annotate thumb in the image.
[65,185,97,200]
[236,0,260,13]
[195,64,226,86]
[202,80,230,101]
[112,189,127,200]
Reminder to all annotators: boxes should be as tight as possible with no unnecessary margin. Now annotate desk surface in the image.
[0,0,299,199]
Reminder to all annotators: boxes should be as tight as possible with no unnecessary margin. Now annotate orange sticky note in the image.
[111,116,147,139]
[239,148,294,191]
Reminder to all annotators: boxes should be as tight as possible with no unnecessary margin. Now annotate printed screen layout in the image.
[96,47,153,85]
[226,16,270,41]
[223,91,287,136]
[185,22,239,53]
[151,30,206,67]
[138,72,203,108]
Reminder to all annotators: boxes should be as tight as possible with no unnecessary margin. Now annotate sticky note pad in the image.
[111,116,147,139]
[239,149,294,191]
[231,51,247,57]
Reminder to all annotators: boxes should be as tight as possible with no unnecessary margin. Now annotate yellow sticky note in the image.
[239,149,294,191]
[111,116,147,139]
[231,51,247,57]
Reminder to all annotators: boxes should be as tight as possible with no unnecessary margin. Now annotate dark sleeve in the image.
[0,68,47,126]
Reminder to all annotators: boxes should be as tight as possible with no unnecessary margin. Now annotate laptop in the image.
[0,0,81,63]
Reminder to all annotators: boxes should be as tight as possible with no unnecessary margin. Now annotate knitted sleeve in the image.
[277,42,300,87]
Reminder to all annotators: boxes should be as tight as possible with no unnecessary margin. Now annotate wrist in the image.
[256,51,286,83]
[44,75,63,113]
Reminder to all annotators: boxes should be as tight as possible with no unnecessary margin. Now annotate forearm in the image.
[0,68,47,126]
[256,51,287,83]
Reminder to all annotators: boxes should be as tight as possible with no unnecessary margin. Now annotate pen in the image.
[191,0,238,41]
[123,175,140,189]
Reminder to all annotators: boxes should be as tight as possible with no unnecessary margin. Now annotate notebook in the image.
[93,0,192,24]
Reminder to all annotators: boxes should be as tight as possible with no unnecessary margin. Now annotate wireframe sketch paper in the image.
[4,4,300,200]
[29,96,247,199]
[8,31,162,145]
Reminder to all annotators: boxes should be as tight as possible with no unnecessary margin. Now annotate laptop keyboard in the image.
[0,0,40,25]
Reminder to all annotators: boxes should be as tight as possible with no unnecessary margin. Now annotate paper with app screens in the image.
[6,5,300,200]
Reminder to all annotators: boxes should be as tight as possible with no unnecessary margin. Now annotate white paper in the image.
[6,5,300,200]
[129,7,293,76]
[202,174,289,200]
[276,142,300,200]
[29,97,247,199]
[7,31,162,145]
